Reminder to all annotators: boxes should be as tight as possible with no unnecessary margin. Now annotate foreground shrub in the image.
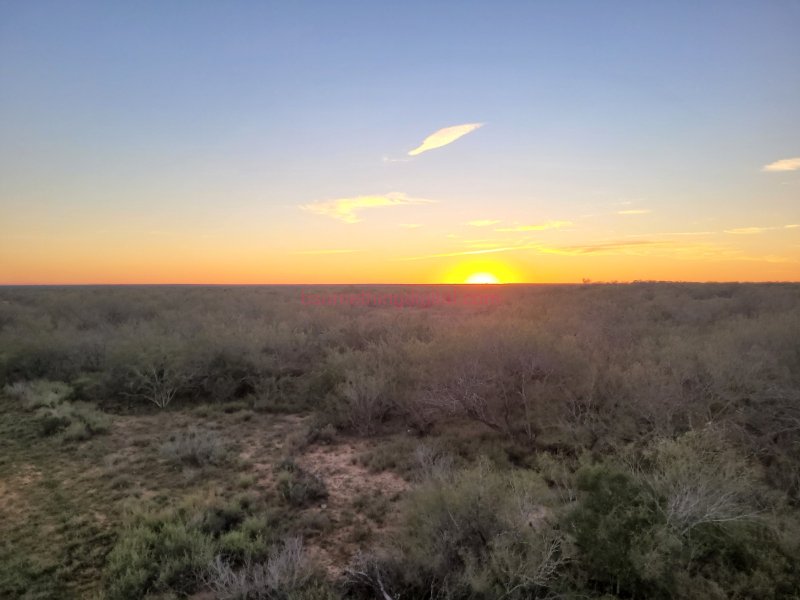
[567,432,800,598]
[105,515,214,599]
[346,461,566,599]
[569,464,662,596]
[104,495,279,599]
[206,537,335,599]
[641,426,765,534]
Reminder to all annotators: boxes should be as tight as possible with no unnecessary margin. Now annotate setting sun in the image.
[465,272,500,284]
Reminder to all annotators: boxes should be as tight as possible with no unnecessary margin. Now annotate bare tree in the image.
[125,360,191,409]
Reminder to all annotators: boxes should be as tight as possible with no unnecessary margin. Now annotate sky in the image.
[1,0,799,284]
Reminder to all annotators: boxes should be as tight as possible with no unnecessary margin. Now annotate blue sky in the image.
[1,1,799,283]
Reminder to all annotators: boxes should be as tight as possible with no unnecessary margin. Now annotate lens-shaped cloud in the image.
[408,123,483,156]
[763,157,800,172]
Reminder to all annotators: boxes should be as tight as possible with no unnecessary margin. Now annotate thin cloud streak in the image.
[408,123,483,156]
[399,239,766,261]
[626,231,716,237]
[495,220,572,232]
[300,192,434,223]
[291,249,358,255]
[400,240,662,261]
[725,224,799,234]
[763,157,800,172]
[400,246,525,260]
[725,227,770,235]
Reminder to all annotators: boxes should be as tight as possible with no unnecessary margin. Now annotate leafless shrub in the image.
[481,530,567,594]
[412,442,454,481]
[641,426,765,534]
[423,326,573,443]
[344,551,397,600]
[126,361,192,409]
[206,537,314,599]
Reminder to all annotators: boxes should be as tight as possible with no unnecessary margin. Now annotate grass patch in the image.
[275,459,328,508]
[160,427,230,467]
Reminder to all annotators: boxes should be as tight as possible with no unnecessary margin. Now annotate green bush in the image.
[104,515,214,599]
[567,440,800,599]
[104,496,277,599]
[569,464,663,596]
[5,379,110,440]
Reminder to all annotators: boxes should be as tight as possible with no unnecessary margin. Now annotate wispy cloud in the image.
[725,227,769,235]
[468,219,501,227]
[463,240,505,249]
[495,220,572,232]
[401,246,525,260]
[399,223,423,229]
[400,238,743,261]
[400,240,665,261]
[291,249,358,255]
[408,123,483,156]
[300,192,434,223]
[762,157,800,172]
[547,240,669,255]
[617,209,652,215]
[725,224,799,235]
[626,231,716,238]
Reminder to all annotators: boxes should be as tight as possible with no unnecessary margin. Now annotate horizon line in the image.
[1,280,799,287]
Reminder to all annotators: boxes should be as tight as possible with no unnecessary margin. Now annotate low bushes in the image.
[345,461,567,599]
[104,494,283,599]
[4,379,110,441]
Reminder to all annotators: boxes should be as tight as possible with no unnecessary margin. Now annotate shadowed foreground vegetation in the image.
[1,283,799,599]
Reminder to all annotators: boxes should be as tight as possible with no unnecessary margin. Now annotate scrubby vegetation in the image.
[0,283,799,598]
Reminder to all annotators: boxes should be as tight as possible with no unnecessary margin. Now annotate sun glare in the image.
[465,272,500,284]
[442,261,519,284]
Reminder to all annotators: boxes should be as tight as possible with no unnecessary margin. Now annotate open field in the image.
[1,283,799,599]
